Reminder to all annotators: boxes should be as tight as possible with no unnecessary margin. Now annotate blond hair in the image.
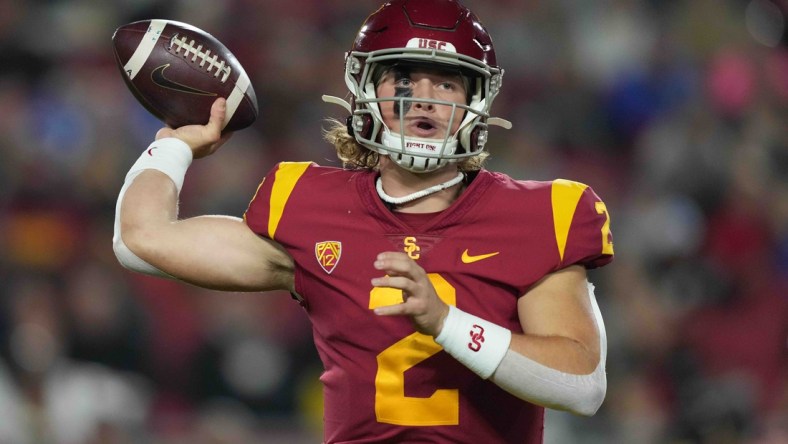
[322,118,489,172]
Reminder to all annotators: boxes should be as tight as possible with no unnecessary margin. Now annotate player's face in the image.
[376,65,467,139]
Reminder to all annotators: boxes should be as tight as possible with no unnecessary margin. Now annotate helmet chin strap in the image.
[376,171,465,206]
[380,130,459,173]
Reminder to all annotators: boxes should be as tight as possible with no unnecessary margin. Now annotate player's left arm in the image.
[489,264,606,416]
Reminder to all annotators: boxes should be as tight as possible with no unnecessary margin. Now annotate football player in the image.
[114,1,614,442]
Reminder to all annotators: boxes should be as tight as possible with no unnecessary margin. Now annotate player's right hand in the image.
[155,97,233,159]
[371,252,450,338]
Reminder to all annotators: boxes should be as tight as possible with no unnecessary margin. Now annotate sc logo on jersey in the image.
[403,236,420,260]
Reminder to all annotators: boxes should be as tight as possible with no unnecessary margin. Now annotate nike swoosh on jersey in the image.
[461,249,499,263]
[150,64,216,96]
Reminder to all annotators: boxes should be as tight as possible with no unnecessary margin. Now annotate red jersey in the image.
[244,163,614,443]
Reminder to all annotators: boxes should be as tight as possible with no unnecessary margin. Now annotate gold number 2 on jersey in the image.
[369,274,459,426]
[595,201,614,255]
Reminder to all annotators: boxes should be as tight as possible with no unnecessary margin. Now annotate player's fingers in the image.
[205,97,227,135]
[373,303,409,317]
[374,252,423,277]
[371,275,416,293]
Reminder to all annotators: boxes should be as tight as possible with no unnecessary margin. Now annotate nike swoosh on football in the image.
[150,64,216,96]
[461,249,500,263]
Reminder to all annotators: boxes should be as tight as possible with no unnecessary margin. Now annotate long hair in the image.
[322,118,489,172]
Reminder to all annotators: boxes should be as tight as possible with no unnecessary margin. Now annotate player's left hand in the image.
[371,252,450,337]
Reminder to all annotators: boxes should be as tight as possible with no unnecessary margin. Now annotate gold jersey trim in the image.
[268,162,311,239]
[551,179,588,262]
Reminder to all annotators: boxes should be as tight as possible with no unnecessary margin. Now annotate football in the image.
[112,19,258,132]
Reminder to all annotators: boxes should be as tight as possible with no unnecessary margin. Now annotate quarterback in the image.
[113,1,614,442]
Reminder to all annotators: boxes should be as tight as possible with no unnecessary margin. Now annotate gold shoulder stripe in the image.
[268,162,311,239]
[551,179,588,262]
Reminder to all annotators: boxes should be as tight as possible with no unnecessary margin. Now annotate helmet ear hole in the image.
[459,125,474,153]
[347,114,373,140]
[345,115,354,136]
[459,125,487,154]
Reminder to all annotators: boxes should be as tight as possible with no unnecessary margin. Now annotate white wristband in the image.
[126,137,193,192]
[434,305,512,379]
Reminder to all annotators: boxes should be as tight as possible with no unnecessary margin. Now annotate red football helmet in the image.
[324,0,510,172]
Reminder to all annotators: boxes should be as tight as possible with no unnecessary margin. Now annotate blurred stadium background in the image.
[0,0,786,442]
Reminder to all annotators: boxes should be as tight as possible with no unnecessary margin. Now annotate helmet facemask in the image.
[344,48,503,173]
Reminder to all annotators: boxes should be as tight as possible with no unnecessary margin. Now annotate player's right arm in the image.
[115,98,295,292]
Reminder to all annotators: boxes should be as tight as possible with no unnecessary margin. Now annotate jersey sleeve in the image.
[243,161,314,241]
[550,179,614,270]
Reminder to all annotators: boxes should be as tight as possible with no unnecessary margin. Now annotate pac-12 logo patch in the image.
[315,241,342,274]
